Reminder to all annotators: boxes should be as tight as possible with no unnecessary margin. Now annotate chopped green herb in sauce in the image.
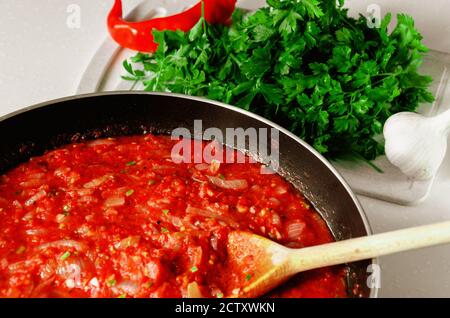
[60,251,71,261]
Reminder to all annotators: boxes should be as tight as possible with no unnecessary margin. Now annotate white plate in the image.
[76,0,450,205]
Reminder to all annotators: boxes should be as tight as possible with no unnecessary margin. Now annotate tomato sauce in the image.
[0,134,347,298]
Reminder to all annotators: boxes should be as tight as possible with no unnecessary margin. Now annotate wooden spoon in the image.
[227,221,450,297]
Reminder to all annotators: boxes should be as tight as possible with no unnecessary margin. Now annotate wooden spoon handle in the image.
[288,221,450,273]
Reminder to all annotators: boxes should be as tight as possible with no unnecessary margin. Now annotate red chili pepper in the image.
[108,0,237,53]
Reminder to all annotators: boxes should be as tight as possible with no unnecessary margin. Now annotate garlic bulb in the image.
[384,110,450,181]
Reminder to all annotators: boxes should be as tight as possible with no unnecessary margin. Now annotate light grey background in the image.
[1,0,450,297]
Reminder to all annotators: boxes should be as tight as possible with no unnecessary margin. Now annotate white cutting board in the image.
[76,0,450,205]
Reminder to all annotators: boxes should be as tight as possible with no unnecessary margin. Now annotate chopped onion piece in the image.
[135,204,150,215]
[286,220,306,240]
[188,246,203,267]
[9,259,40,272]
[207,176,248,190]
[104,196,125,208]
[76,224,93,237]
[22,211,34,222]
[236,203,248,213]
[76,188,94,196]
[56,214,66,223]
[78,195,98,204]
[25,228,47,236]
[54,167,71,178]
[145,260,164,282]
[36,240,86,252]
[115,280,139,296]
[187,282,203,298]
[29,172,45,179]
[186,206,239,228]
[13,200,23,209]
[195,163,209,171]
[114,236,140,250]
[191,176,205,183]
[20,178,44,188]
[169,216,183,228]
[24,190,47,207]
[272,212,282,226]
[83,174,112,189]
[268,197,281,207]
[274,186,288,195]
[57,262,83,288]
[210,236,219,251]
[209,160,221,174]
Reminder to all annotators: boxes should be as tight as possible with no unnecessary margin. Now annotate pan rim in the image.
[0,91,379,298]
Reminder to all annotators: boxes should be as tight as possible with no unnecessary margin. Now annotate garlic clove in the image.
[384,112,448,181]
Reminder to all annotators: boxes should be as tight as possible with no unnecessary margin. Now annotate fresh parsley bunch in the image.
[123,0,434,161]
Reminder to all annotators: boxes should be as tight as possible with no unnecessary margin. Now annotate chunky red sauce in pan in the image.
[0,134,346,298]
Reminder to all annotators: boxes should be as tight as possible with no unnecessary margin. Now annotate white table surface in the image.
[1,0,450,297]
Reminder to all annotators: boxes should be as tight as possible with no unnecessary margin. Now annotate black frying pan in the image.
[0,92,377,298]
